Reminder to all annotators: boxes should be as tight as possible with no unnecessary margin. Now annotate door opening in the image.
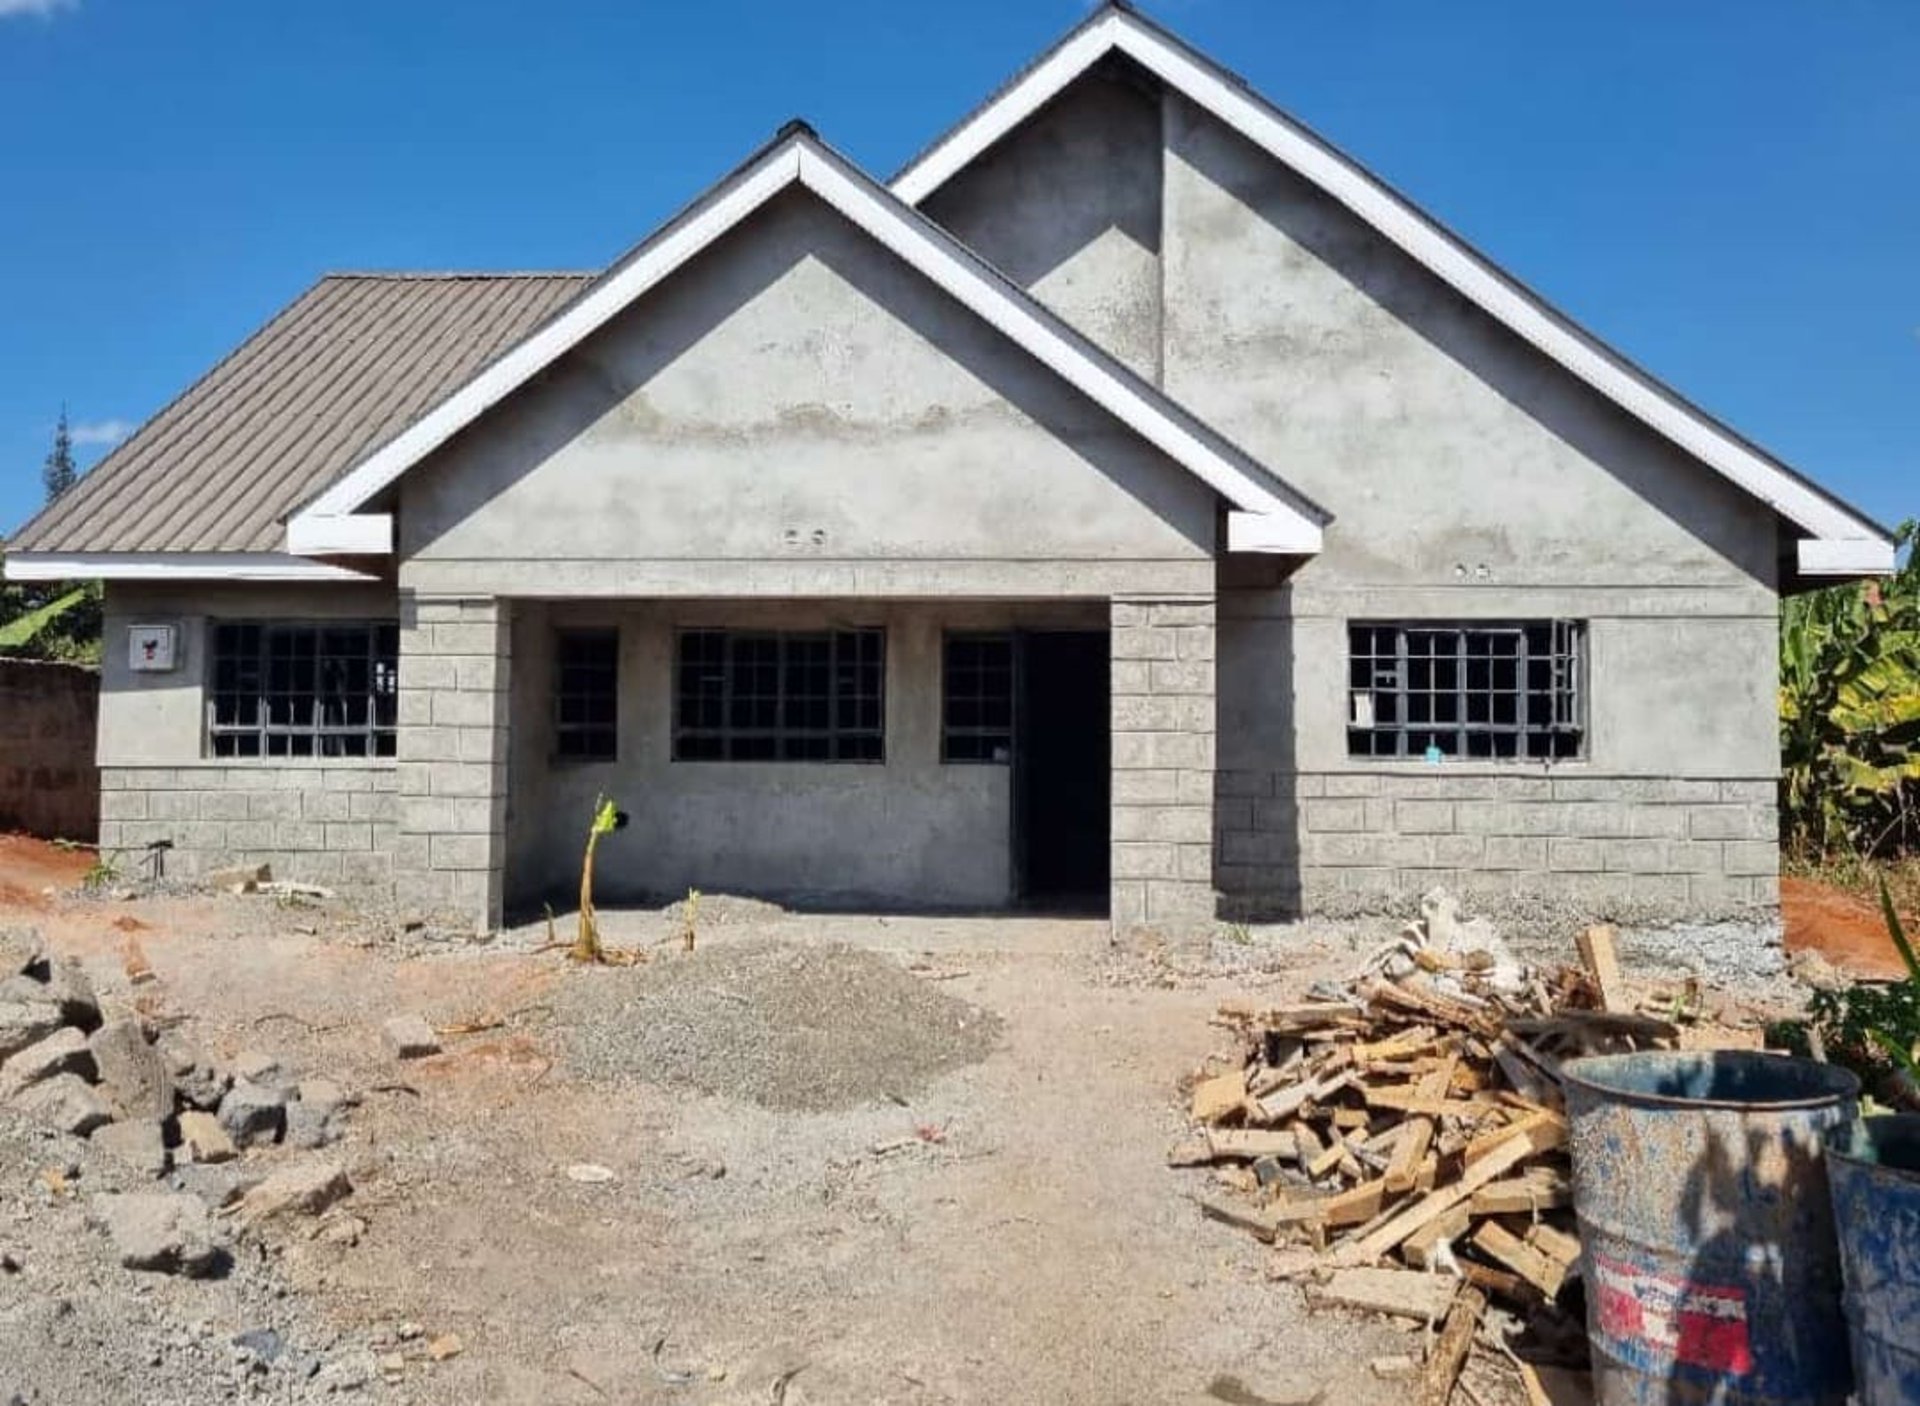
[1013,630,1110,908]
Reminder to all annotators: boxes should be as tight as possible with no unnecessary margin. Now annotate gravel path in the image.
[555,939,1002,1110]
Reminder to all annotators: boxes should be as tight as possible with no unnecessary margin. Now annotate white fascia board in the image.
[1226,511,1321,554]
[795,147,1315,532]
[285,512,392,556]
[2,553,378,583]
[290,146,804,531]
[893,11,1889,551]
[1797,537,1897,577]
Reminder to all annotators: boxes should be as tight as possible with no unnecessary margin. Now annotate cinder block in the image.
[427,762,500,799]
[1216,770,1274,799]
[1145,601,1215,628]
[197,790,251,822]
[324,823,374,852]
[322,768,376,792]
[1145,880,1217,923]
[1252,799,1298,833]
[1113,769,1179,805]
[1721,841,1779,878]
[1546,838,1603,873]
[1601,838,1667,874]
[1664,839,1722,875]
[1432,833,1485,868]
[430,689,498,729]
[429,832,494,872]
[1720,779,1777,805]
[274,822,326,852]
[454,656,506,693]
[98,791,148,822]
[247,791,302,821]
[1564,803,1631,838]
[1322,775,1382,798]
[1221,830,1293,867]
[1177,845,1216,882]
[1688,806,1749,841]
[1171,627,1215,662]
[1111,627,1177,661]
[397,690,435,727]
[1395,799,1455,834]
[1148,660,1213,696]
[1629,806,1689,840]
[1112,696,1191,732]
[1215,797,1253,833]
[1110,602,1151,628]
[1110,661,1151,695]
[1112,842,1178,879]
[302,791,351,823]
[1176,770,1215,805]
[1302,798,1367,833]
[399,656,457,692]
[147,790,200,822]
[339,851,395,886]
[349,790,398,823]
[1109,879,1150,929]
[1629,873,1691,910]
[427,622,502,656]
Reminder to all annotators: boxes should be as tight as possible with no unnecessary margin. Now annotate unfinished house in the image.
[5,5,1894,939]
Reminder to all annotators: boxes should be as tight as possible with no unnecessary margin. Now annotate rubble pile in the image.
[0,924,358,1274]
[1173,896,1702,1403]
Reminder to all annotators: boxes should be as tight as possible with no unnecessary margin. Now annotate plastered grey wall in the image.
[502,599,1102,911]
[922,59,1165,382]
[1149,94,1780,922]
[93,582,400,888]
[399,189,1214,598]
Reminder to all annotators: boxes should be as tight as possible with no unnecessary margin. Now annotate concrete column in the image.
[395,594,511,932]
[1110,594,1217,933]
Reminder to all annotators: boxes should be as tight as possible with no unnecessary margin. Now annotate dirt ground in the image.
[1783,874,1918,981]
[1,837,1447,1405]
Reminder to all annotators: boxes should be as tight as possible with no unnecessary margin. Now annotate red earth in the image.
[0,832,95,909]
[1783,875,1917,982]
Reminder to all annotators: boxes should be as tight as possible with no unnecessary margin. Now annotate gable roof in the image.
[284,124,1326,559]
[5,273,591,562]
[893,2,1895,576]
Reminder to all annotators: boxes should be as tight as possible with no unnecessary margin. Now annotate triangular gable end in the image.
[288,125,1326,560]
[892,3,1894,579]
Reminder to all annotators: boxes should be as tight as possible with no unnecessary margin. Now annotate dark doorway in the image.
[1013,631,1110,906]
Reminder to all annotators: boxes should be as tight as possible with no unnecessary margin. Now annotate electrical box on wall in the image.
[127,623,178,672]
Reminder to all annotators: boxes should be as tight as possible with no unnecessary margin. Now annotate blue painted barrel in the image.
[1829,1114,1920,1405]
[1563,1051,1860,1406]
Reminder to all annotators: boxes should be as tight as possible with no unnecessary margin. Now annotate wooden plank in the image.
[1318,1176,1386,1230]
[1367,980,1500,1038]
[1421,1286,1486,1406]
[1353,1026,1438,1061]
[1307,1132,1353,1180]
[1334,1113,1567,1266]
[1364,1087,1500,1118]
[1470,1173,1571,1216]
[1464,1109,1567,1168]
[1195,1194,1278,1243]
[1290,1120,1326,1166]
[1401,1203,1472,1269]
[1576,924,1627,1014]
[1472,1221,1568,1298]
[1206,1129,1299,1161]
[1309,1267,1453,1321]
[1526,1222,1582,1269]
[1385,1117,1435,1195]
[1191,1069,1248,1124]
[1459,1261,1532,1302]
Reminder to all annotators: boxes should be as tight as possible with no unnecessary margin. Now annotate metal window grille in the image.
[942,633,1013,764]
[553,628,618,760]
[673,628,885,762]
[1347,620,1584,760]
[208,621,398,758]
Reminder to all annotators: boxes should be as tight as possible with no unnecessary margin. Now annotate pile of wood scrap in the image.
[1173,922,1684,1405]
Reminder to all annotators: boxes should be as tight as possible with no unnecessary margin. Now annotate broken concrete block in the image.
[283,1100,340,1150]
[158,1035,231,1111]
[236,1159,351,1226]
[91,1192,224,1276]
[232,1049,295,1096]
[0,927,43,980]
[89,1018,176,1121]
[37,958,100,1032]
[176,1109,237,1164]
[0,1025,94,1098]
[170,1162,262,1210]
[295,1078,355,1116]
[0,999,66,1064]
[91,1119,170,1177]
[13,1073,114,1137]
[216,1079,287,1148]
[206,863,270,894]
[382,1015,440,1060]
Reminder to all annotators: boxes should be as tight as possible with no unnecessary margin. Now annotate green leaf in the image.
[0,587,88,650]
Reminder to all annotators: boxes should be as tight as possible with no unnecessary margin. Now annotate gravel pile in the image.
[556,940,1002,1111]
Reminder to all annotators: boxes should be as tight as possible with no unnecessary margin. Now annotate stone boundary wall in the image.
[1216,769,1777,923]
[1110,596,1217,930]
[0,659,99,842]
[97,764,397,888]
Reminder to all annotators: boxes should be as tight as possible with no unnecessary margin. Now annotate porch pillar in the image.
[395,594,511,933]
[1110,594,1217,934]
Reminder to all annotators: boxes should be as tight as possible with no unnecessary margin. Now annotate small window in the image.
[943,633,1013,763]
[554,629,619,760]
[208,621,398,758]
[1348,620,1584,760]
[673,628,885,762]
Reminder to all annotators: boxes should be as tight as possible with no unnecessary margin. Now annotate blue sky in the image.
[1,0,1914,540]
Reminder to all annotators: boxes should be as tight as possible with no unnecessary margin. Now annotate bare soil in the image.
[1783,875,1917,981]
[0,839,1429,1405]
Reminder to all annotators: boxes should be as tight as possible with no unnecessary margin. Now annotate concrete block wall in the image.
[394,595,511,929]
[96,764,397,887]
[1111,595,1217,931]
[1216,770,1778,923]
[0,659,99,842]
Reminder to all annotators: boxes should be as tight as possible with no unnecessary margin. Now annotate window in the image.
[209,621,398,758]
[674,628,885,762]
[1348,620,1584,760]
[943,633,1013,763]
[553,629,619,760]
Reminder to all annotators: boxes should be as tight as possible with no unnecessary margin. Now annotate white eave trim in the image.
[2,552,378,583]
[1797,538,1897,577]
[893,8,1890,555]
[287,131,1325,558]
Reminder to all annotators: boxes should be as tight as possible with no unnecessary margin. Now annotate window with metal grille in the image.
[1347,621,1584,760]
[208,621,398,758]
[942,633,1013,763]
[553,629,618,760]
[673,628,885,762]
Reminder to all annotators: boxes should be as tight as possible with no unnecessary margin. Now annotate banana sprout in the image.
[573,795,629,964]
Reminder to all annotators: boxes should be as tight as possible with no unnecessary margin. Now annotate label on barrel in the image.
[1592,1253,1752,1375]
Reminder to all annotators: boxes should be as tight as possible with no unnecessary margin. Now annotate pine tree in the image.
[42,408,76,502]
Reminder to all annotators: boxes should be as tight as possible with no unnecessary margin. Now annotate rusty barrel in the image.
[1828,1114,1920,1405]
[1563,1051,1860,1406]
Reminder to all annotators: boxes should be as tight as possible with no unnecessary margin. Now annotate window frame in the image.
[671,627,886,764]
[941,631,1014,765]
[206,619,399,760]
[552,627,620,763]
[1346,619,1586,762]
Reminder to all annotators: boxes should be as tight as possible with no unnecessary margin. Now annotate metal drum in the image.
[1563,1051,1860,1405]
[1829,1114,1920,1405]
